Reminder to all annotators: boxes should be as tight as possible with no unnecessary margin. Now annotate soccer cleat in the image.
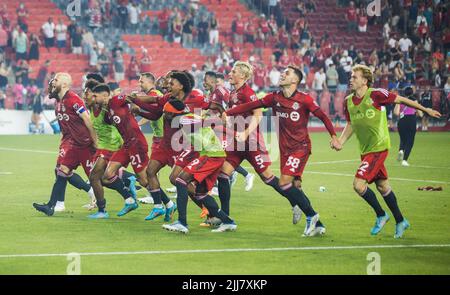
[162,221,189,234]
[164,203,177,222]
[401,160,410,167]
[394,219,410,239]
[33,203,54,216]
[292,205,302,225]
[211,186,219,197]
[200,217,222,227]
[144,206,166,221]
[117,201,139,217]
[88,211,110,219]
[302,214,320,237]
[211,222,237,232]
[308,225,326,237]
[244,173,255,191]
[83,189,97,210]
[397,150,404,162]
[199,206,209,218]
[128,176,137,200]
[166,186,177,193]
[54,201,66,212]
[370,213,390,235]
[230,171,238,187]
[138,196,154,204]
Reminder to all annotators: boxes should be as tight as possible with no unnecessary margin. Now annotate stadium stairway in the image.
[280,0,384,56]
[4,0,90,87]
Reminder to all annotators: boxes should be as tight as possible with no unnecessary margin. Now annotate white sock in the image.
[56,201,65,207]
[154,204,164,209]
[125,197,136,204]
[88,187,95,199]
[165,200,174,208]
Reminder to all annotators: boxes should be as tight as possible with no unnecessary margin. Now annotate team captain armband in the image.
[73,103,86,115]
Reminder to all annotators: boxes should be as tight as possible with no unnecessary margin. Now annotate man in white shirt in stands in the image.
[55,18,67,53]
[398,34,412,60]
[42,17,55,52]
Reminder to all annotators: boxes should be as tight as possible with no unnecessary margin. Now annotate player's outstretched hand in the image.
[330,136,342,151]
[426,108,441,119]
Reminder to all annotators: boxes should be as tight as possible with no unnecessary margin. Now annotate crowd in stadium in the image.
[0,0,449,115]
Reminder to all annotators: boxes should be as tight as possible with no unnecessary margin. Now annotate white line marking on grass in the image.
[0,147,55,155]
[0,172,12,175]
[0,244,449,258]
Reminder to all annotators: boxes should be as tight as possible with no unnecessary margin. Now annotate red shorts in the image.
[174,149,200,168]
[57,142,96,176]
[110,144,149,173]
[150,143,176,167]
[93,149,116,163]
[184,156,226,191]
[280,149,311,178]
[355,150,389,184]
[226,149,271,174]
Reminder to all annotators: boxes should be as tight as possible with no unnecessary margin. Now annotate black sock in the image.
[97,199,106,212]
[383,190,404,223]
[235,165,248,177]
[120,170,135,187]
[189,195,204,209]
[68,173,91,192]
[148,188,162,205]
[106,177,132,200]
[160,189,171,205]
[265,176,296,207]
[202,195,233,224]
[175,181,189,226]
[49,175,68,207]
[218,175,231,215]
[360,187,386,217]
[281,184,317,217]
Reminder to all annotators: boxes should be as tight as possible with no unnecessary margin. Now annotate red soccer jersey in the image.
[261,91,320,154]
[107,94,147,148]
[55,90,93,147]
[210,85,230,108]
[185,89,209,112]
[344,88,397,122]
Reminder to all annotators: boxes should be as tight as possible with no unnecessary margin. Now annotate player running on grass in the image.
[335,64,441,238]
[162,99,237,234]
[33,73,97,216]
[226,65,340,236]
[82,80,139,219]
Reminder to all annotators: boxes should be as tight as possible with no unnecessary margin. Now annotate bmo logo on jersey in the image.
[57,113,70,121]
[276,111,300,122]
[112,116,121,124]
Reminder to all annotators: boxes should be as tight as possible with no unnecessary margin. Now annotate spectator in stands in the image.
[357,8,368,33]
[41,17,55,51]
[313,67,327,95]
[0,89,4,109]
[28,33,41,61]
[268,66,280,89]
[16,2,28,33]
[55,18,67,53]
[36,60,50,89]
[245,17,256,44]
[31,87,43,130]
[300,23,311,46]
[126,55,140,82]
[253,61,267,91]
[278,49,290,68]
[209,14,219,47]
[346,1,358,32]
[0,61,9,90]
[339,50,353,73]
[14,28,27,61]
[445,77,450,97]
[404,58,416,82]
[232,13,245,44]
[128,2,141,34]
[326,63,338,93]
[114,50,125,83]
[97,48,110,78]
[197,15,209,49]
[88,43,99,71]
[112,41,124,59]
[172,13,183,43]
[13,77,25,110]
[337,64,349,92]
[158,8,170,37]
[399,34,412,60]
[139,48,152,73]
[368,49,379,67]
[82,28,95,55]
[117,1,129,32]
[182,13,194,48]
[71,26,82,55]
[394,62,405,83]
[0,23,7,53]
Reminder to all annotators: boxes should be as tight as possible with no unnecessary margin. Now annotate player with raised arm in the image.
[33,73,97,216]
[226,65,340,236]
[335,64,441,238]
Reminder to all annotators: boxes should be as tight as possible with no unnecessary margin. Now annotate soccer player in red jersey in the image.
[226,65,342,236]
[91,84,147,217]
[33,73,97,216]
[336,65,441,238]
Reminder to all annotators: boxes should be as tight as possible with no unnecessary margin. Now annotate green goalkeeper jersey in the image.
[346,88,391,155]
[180,113,226,158]
[90,106,123,151]
[149,89,164,138]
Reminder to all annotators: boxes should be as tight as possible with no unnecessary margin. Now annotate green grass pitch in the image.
[0,132,449,274]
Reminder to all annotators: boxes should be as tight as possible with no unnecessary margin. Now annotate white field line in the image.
[0,172,12,175]
[0,147,55,155]
[1,244,449,259]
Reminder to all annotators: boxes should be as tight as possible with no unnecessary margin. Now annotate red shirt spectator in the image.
[279,27,289,48]
[235,18,245,35]
[16,3,28,26]
[140,51,152,73]
[158,8,170,32]
[232,46,241,61]
[347,4,357,22]
[253,64,267,89]
[279,50,291,68]
[259,18,270,34]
